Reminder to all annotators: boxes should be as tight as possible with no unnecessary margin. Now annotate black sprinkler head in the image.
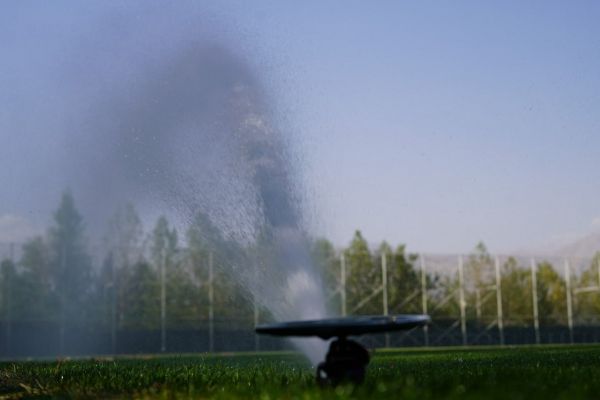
[255,314,430,385]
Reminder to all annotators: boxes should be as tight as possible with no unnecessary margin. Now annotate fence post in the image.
[564,259,574,344]
[5,243,14,356]
[597,255,600,290]
[458,255,467,346]
[208,251,215,352]
[254,261,260,352]
[381,252,389,347]
[530,258,540,344]
[475,289,482,322]
[59,243,66,355]
[254,301,260,352]
[160,252,166,352]
[340,253,347,317]
[420,254,429,346]
[111,255,117,354]
[495,256,504,345]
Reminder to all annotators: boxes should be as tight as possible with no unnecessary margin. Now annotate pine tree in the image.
[48,191,92,324]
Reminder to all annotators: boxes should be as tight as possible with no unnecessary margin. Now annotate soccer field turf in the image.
[1,345,599,399]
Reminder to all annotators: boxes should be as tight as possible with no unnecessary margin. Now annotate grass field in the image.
[2,345,600,399]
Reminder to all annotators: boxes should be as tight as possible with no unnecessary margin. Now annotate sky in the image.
[1,1,600,254]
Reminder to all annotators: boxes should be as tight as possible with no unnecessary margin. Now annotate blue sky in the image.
[1,1,599,253]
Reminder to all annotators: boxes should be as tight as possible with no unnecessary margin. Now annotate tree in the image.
[500,257,532,326]
[48,191,92,326]
[573,252,600,323]
[151,217,178,266]
[536,261,566,324]
[98,251,117,350]
[18,237,56,320]
[345,231,379,315]
[151,216,198,329]
[120,260,159,329]
[430,271,460,319]
[0,259,17,351]
[311,238,340,312]
[104,203,144,332]
[388,244,421,314]
[187,212,218,290]
[186,212,247,328]
[105,203,144,269]
[464,242,496,321]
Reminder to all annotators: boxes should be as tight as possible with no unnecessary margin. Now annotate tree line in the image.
[2,191,600,336]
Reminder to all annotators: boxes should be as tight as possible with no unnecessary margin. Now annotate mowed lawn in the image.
[2,345,600,399]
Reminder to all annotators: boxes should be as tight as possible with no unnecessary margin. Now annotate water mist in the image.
[70,43,329,363]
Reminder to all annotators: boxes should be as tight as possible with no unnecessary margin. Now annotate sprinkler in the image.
[256,314,430,385]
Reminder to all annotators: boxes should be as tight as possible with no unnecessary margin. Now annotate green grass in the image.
[2,345,600,399]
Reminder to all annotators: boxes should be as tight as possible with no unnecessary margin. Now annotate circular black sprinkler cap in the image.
[256,314,430,386]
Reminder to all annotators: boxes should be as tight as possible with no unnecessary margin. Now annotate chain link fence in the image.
[2,241,600,358]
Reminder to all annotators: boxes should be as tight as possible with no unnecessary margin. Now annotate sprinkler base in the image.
[316,337,369,386]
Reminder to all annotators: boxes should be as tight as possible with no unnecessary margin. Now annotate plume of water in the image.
[70,43,329,363]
